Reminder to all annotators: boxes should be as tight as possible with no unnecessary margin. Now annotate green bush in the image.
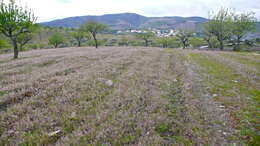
[233,45,242,51]
[129,40,143,46]
[156,37,172,48]
[105,39,117,46]
[0,39,9,49]
[28,44,39,49]
[48,32,66,48]
[190,37,206,48]
[87,39,107,47]
[156,37,182,48]
[118,37,129,46]
[244,39,254,46]
[256,38,260,43]
[155,123,170,134]
[209,37,220,49]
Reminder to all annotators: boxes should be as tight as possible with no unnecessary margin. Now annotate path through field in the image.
[0,47,259,145]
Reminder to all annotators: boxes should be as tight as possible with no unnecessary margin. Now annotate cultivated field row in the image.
[0,47,259,145]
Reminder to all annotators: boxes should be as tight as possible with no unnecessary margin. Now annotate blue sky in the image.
[17,0,260,22]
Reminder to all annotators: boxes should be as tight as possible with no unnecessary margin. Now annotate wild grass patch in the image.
[0,90,7,97]
[220,53,260,71]
[36,60,57,67]
[2,66,33,77]
[189,53,260,145]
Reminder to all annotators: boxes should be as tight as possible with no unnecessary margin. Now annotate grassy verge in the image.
[219,53,260,72]
[189,53,260,145]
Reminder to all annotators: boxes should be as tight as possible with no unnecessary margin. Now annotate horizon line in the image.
[38,12,208,23]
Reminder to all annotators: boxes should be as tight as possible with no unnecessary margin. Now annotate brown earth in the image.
[0,47,259,145]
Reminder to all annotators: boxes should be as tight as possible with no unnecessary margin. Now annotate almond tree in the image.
[157,37,172,48]
[136,31,155,47]
[230,12,256,49]
[205,8,232,50]
[48,32,65,48]
[0,0,36,58]
[202,23,215,48]
[17,25,38,50]
[71,28,91,47]
[176,30,193,49]
[81,21,107,48]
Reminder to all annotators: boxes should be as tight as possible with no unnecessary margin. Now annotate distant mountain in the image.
[40,13,260,34]
[40,13,208,31]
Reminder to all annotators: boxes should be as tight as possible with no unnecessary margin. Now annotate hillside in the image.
[41,13,260,34]
[0,47,259,145]
[40,13,208,30]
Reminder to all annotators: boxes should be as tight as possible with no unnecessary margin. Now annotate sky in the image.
[10,0,260,22]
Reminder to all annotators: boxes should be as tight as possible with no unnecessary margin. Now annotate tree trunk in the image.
[145,40,148,47]
[12,39,19,59]
[55,43,58,48]
[206,38,212,48]
[182,40,186,49]
[219,40,224,50]
[78,40,81,47]
[233,36,241,51]
[236,36,241,47]
[94,38,98,48]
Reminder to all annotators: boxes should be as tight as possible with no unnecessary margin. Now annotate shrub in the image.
[156,37,172,48]
[27,44,39,49]
[244,39,254,46]
[256,38,260,43]
[129,40,143,46]
[190,37,206,48]
[87,39,106,47]
[118,37,129,46]
[0,39,9,49]
[48,33,66,48]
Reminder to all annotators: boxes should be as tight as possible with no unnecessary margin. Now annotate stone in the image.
[213,94,218,97]
[105,80,113,87]
[219,105,225,108]
[71,112,76,118]
[48,130,61,137]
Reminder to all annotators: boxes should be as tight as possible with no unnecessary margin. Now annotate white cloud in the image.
[8,0,260,22]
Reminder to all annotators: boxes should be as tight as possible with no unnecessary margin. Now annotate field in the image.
[0,47,259,145]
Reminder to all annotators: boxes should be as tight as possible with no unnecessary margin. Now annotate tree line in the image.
[0,0,107,58]
[0,1,258,59]
[48,21,107,49]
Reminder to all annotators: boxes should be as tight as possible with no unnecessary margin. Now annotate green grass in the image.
[220,53,260,71]
[155,123,170,134]
[0,90,7,97]
[189,53,260,145]
[36,60,57,67]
